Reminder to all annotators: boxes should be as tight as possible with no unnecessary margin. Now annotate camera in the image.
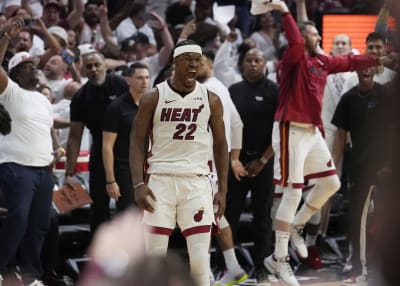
[23,18,33,27]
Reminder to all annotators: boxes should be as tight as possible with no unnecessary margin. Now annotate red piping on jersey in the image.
[181,225,211,238]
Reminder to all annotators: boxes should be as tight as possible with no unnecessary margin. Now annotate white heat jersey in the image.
[147,81,211,175]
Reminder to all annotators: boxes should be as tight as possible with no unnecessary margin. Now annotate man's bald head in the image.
[331,34,352,56]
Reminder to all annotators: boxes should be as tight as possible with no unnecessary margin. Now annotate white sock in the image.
[306,233,318,246]
[275,230,290,258]
[223,248,240,271]
[293,204,315,226]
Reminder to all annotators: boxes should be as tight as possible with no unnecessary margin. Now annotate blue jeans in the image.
[0,163,54,283]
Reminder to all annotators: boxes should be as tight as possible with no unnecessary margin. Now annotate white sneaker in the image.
[210,270,216,286]
[214,268,248,286]
[342,275,367,286]
[27,280,45,286]
[264,255,299,286]
[290,225,308,259]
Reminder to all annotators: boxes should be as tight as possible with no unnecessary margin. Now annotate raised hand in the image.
[147,11,166,32]
[6,18,24,38]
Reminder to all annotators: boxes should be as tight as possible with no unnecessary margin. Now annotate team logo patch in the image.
[327,159,332,167]
[194,207,205,222]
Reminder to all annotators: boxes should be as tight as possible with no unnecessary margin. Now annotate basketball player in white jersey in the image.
[130,40,229,286]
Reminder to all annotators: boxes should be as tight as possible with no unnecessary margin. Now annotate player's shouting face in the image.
[174,52,202,89]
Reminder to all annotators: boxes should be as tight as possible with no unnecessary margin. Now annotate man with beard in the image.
[263,2,393,285]
[78,0,107,50]
[41,0,83,30]
[64,50,128,233]
[0,19,56,286]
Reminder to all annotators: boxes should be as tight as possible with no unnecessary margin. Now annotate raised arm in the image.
[99,3,120,56]
[269,1,304,65]
[148,12,174,69]
[295,0,309,23]
[129,89,158,212]
[208,91,228,220]
[36,18,62,69]
[375,2,389,37]
[67,0,85,30]
[0,19,24,94]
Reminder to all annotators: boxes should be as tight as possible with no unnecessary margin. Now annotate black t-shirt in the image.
[103,92,138,165]
[332,83,392,179]
[229,77,278,159]
[70,74,128,168]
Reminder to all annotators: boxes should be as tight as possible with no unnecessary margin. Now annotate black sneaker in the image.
[255,267,271,286]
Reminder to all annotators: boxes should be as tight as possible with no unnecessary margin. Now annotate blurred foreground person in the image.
[78,208,196,286]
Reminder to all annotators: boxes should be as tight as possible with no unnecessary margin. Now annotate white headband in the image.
[173,44,202,58]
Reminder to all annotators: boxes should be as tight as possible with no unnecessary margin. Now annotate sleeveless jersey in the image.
[147,81,212,175]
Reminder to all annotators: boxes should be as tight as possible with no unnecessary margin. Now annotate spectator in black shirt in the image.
[102,62,150,212]
[332,66,393,281]
[64,51,128,233]
[225,48,278,284]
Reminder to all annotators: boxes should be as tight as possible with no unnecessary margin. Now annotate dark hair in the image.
[129,62,149,76]
[19,28,34,41]
[298,21,316,37]
[84,0,102,8]
[129,2,146,18]
[165,2,193,26]
[175,39,199,48]
[237,41,253,71]
[202,48,215,62]
[366,32,386,44]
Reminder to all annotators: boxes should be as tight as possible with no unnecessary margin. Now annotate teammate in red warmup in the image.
[261,1,393,285]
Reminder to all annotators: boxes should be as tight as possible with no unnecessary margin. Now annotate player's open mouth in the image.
[187,71,196,80]
[360,71,372,79]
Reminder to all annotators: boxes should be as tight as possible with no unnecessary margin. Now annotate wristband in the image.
[133,181,145,189]
[106,181,116,185]
[259,157,268,165]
